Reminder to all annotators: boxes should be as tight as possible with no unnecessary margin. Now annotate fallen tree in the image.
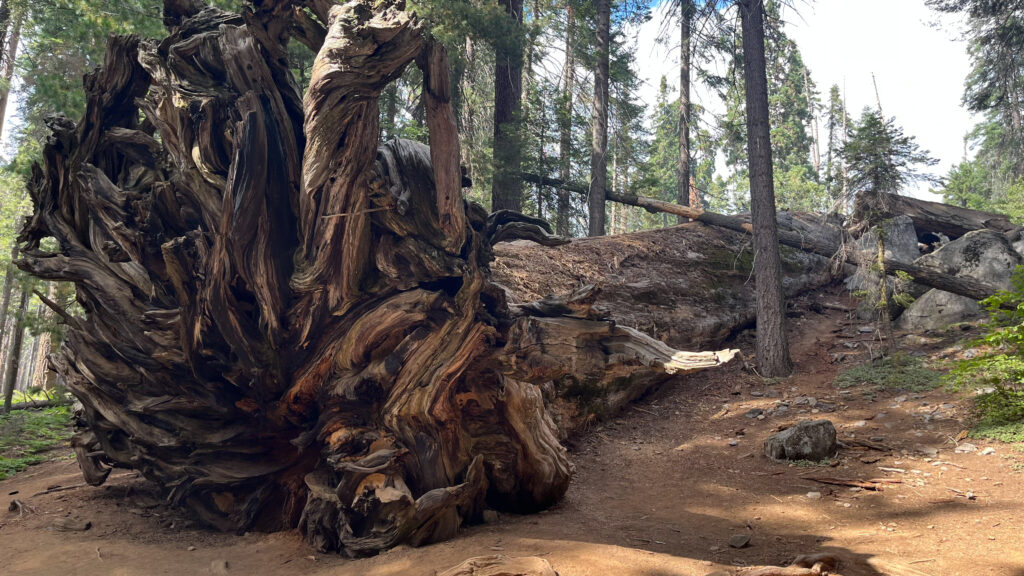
[854,191,1019,240]
[16,0,734,556]
[521,173,1006,303]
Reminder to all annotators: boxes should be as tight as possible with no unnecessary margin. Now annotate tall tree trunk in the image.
[2,287,29,412]
[677,0,693,224]
[0,244,18,379]
[556,4,574,236]
[738,0,792,377]
[588,0,610,237]
[492,0,524,212]
[0,7,22,141]
[15,1,734,555]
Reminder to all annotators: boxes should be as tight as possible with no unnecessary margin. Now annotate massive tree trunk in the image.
[677,0,693,222]
[16,0,734,556]
[520,171,1010,304]
[492,0,524,212]
[588,0,610,237]
[739,0,791,377]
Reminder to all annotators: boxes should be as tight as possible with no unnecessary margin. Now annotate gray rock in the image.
[763,420,838,462]
[898,230,1023,331]
[806,491,822,500]
[980,446,996,455]
[954,442,978,453]
[845,215,921,294]
[729,533,751,548]
[746,408,764,418]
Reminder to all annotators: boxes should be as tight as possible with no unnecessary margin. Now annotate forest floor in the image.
[1,286,1023,576]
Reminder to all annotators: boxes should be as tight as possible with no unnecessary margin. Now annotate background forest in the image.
[0,0,1019,409]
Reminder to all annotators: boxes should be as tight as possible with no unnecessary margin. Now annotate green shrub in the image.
[0,406,72,480]
[945,266,1024,441]
[834,353,942,391]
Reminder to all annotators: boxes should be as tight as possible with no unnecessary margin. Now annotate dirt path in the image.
[2,287,1022,576]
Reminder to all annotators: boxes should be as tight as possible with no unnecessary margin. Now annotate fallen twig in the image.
[805,476,900,491]
[32,483,87,497]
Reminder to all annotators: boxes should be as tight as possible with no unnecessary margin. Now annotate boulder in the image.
[764,420,837,462]
[898,230,1023,331]
[844,215,920,294]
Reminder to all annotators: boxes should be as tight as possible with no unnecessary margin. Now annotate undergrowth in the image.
[834,353,942,392]
[0,406,73,480]
[945,265,1024,442]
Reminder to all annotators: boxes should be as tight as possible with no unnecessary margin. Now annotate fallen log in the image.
[521,172,1006,303]
[7,398,72,411]
[15,0,735,557]
[855,191,1018,240]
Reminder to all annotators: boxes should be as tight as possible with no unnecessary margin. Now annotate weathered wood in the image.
[15,0,735,556]
[7,398,72,411]
[521,172,1006,303]
[856,191,1018,240]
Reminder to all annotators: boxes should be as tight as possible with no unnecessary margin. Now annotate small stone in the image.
[188,546,196,552]
[915,445,939,457]
[745,408,764,419]
[893,395,908,403]
[843,503,851,508]
[728,440,739,447]
[858,326,874,333]
[51,518,92,532]
[750,391,765,397]
[806,491,822,500]
[482,509,499,523]
[851,420,867,428]
[869,436,885,442]
[728,534,751,548]
[756,414,766,420]
[980,447,996,455]
[955,443,978,453]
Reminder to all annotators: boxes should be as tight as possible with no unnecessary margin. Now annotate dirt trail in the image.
[2,286,1023,576]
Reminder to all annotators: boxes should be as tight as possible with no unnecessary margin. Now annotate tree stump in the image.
[17,0,735,555]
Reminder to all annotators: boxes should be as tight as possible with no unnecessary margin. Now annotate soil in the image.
[2,286,1023,576]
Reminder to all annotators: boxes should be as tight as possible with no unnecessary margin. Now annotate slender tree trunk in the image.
[0,10,22,142]
[0,244,18,379]
[677,0,694,223]
[492,0,524,212]
[588,0,610,236]
[2,287,29,412]
[556,4,574,236]
[738,0,792,377]
[804,67,821,174]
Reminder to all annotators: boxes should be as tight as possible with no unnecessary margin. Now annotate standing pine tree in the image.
[845,108,937,348]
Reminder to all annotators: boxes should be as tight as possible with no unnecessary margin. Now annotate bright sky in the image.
[631,0,976,200]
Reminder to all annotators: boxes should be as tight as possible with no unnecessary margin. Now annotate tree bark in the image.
[2,287,28,413]
[492,0,524,212]
[677,0,694,223]
[588,0,610,237]
[738,0,792,377]
[556,3,574,237]
[854,191,1018,240]
[15,0,734,556]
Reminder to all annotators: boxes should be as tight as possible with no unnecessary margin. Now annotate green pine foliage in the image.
[946,266,1024,441]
